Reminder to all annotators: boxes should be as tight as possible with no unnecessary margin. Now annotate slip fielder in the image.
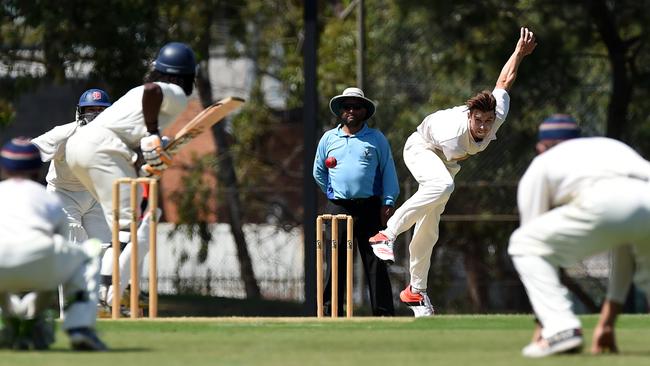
[510,116,650,357]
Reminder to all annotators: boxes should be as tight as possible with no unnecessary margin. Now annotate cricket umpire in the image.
[313,87,399,316]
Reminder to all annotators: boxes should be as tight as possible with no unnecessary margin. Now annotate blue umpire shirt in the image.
[313,123,399,206]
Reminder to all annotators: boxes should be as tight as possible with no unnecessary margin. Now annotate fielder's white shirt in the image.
[416,88,510,161]
[92,82,188,149]
[517,137,650,226]
[32,121,87,191]
[0,179,65,264]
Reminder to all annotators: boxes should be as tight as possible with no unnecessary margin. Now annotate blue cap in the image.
[538,114,580,141]
[0,137,41,171]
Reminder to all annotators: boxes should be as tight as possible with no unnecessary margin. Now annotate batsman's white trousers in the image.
[66,126,142,242]
[105,214,153,303]
[47,186,111,246]
[509,177,650,338]
[384,132,460,290]
[0,236,101,330]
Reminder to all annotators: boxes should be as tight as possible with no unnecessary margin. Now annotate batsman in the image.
[65,42,197,306]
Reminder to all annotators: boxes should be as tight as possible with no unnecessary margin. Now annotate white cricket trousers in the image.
[0,237,101,330]
[47,186,112,245]
[384,132,460,290]
[105,215,153,303]
[66,126,142,242]
[509,178,650,338]
[66,127,151,301]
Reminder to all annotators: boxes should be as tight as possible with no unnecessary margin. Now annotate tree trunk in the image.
[194,5,261,299]
[209,123,261,299]
[585,0,633,141]
[462,244,488,313]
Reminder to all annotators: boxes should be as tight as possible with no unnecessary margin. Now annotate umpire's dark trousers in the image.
[322,196,395,316]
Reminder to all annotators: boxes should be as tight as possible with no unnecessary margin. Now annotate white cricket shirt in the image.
[517,137,650,225]
[416,88,510,161]
[0,179,65,262]
[32,122,87,191]
[92,82,189,149]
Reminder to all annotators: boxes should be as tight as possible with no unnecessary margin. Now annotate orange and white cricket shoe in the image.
[369,232,395,264]
[400,285,435,317]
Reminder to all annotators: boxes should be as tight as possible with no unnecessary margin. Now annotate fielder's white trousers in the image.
[509,178,650,338]
[384,132,460,290]
[0,236,100,330]
[47,185,111,245]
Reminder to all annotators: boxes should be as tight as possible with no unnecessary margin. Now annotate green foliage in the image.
[168,154,217,264]
[0,99,15,127]
[1,0,650,307]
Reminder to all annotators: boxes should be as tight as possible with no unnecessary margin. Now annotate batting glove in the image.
[140,134,172,172]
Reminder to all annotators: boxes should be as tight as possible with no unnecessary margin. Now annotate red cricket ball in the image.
[325,156,337,168]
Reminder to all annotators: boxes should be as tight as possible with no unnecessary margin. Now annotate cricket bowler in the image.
[369,27,537,316]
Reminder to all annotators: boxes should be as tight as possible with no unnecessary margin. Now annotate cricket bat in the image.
[141,96,245,175]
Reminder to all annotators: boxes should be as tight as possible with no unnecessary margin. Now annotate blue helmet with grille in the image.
[78,89,111,108]
[152,42,197,75]
[77,89,111,125]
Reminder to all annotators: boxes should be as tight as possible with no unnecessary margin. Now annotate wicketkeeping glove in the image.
[140,134,172,176]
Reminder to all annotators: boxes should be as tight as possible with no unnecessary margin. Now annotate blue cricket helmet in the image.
[152,42,197,75]
[78,88,112,108]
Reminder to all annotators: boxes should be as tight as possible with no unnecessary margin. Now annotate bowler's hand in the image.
[591,323,618,354]
[516,27,537,57]
[380,205,395,227]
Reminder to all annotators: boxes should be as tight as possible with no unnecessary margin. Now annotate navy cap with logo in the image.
[538,114,580,141]
[0,137,42,171]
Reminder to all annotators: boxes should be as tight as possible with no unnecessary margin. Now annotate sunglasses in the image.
[341,103,365,111]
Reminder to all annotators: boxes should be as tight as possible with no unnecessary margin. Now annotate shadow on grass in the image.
[156,293,413,317]
[44,347,151,353]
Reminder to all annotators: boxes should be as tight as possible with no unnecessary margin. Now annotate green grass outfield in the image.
[1,314,649,366]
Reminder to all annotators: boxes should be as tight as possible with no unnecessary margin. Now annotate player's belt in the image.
[330,196,379,204]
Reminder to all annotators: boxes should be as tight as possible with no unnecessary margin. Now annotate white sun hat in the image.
[329,87,376,120]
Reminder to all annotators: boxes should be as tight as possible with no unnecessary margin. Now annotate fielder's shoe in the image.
[522,328,583,358]
[0,314,55,350]
[121,287,149,307]
[0,317,19,349]
[369,232,395,264]
[400,285,435,317]
[30,313,56,350]
[96,300,131,318]
[68,327,108,351]
[121,287,149,316]
[96,300,112,319]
